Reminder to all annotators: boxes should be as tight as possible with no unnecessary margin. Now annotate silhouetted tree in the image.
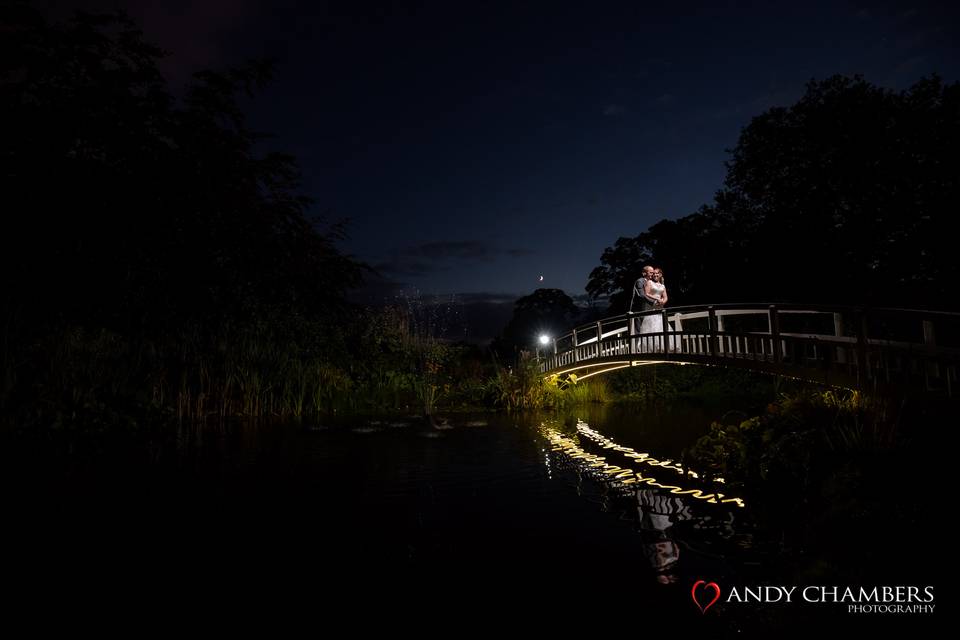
[0,3,369,431]
[587,74,959,311]
[585,236,652,314]
[493,288,578,361]
[1,3,363,340]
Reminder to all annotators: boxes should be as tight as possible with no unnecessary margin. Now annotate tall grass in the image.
[3,309,614,435]
[485,355,611,410]
[2,318,426,433]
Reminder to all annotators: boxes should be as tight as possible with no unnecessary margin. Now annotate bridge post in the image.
[833,312,846,364]
[854,309,868,390]
[768,305,782,364]
[572,328,579,363]
[597,321,603,357]
[673,313,683,354]
[923,320,936,347]
[715,312,725,354]
[629,313,636,355]
[661,309,670,354]
[708,306,718,357]
[923,319,938,388]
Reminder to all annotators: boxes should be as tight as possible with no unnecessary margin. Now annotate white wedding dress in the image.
[639,282,666,352]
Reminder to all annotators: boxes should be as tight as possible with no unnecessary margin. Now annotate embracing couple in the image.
[628,265,670,343]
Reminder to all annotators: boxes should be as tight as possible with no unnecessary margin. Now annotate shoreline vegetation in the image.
[3,294,787,433]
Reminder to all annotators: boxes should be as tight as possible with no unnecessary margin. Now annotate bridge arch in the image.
[539,304,959,395]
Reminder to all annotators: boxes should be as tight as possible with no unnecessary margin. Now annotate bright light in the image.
[538,334,551,345]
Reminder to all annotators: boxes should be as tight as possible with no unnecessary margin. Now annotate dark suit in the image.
[629,277,655,313]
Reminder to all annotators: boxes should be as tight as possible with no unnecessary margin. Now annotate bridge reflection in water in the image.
[539,304,959,394]
[541,420,748,585]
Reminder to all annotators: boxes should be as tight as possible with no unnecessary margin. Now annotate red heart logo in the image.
[691,580,721,614]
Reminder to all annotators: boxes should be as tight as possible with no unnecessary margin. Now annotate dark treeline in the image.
[586,74,960,313]
[0,4,564,431]
[2,5,361,333]
[0,5,399,432]
[491,288,579,360]
[0,9,359,334]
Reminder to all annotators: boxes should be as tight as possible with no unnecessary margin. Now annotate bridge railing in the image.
[540,304,960,394]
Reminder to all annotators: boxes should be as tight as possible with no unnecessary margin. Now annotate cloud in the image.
[348,284,521,343]
[454,292,521,306]
[420,292,519,344]
[655,93,676,106]
[348,270,410,306]
[456,293,519,343]
[350,285,597,344]
[374,240,536,278]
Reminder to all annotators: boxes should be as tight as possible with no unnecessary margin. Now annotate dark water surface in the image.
[8,400,941,633]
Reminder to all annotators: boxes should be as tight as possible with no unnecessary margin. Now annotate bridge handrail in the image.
[552,303,959,345]
[541,303,958,395]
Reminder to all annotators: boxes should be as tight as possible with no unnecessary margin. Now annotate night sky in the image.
[41,1,960,312]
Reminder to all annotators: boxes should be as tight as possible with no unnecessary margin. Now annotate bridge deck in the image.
[539,304,959,395]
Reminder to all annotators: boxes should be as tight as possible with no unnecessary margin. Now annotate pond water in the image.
[9,398,939,632]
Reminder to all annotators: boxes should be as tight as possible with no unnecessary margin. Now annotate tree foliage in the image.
[1,3,363,338]
[493,288,579,360]
[588,74,959,312]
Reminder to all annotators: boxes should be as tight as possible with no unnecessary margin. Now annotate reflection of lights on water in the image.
[540,422,745,508]
[577,423,726,483]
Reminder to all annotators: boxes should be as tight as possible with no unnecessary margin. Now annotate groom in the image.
[629,265,658,314]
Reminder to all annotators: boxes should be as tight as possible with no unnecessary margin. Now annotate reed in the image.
[4,301,615,433]
[485,355,611,410]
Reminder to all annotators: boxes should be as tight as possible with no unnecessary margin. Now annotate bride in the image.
[639,269,669,352]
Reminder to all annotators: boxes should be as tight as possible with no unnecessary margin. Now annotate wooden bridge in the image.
[538,304,959,395]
